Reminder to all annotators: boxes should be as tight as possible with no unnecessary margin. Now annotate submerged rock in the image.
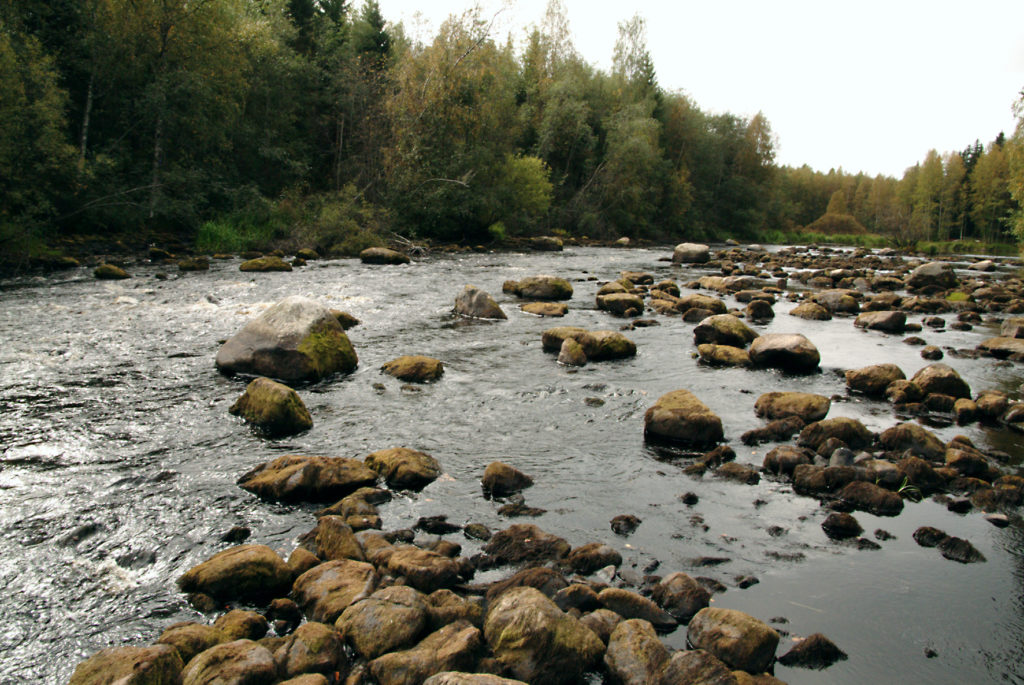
[216,295,358,383]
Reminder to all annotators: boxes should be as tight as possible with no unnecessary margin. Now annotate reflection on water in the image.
[0,246,1023,683]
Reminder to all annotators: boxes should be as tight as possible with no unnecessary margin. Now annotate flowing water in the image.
[1,246,1023,684]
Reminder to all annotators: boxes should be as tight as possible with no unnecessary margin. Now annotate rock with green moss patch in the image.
[240,256,292,272]
[229,377,312,437]
[484,587,604,684]
[216,296,357,383]
[94,263,130,279]
[382,355,444,383]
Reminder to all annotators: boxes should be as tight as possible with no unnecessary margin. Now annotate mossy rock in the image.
[94,263,130,279]
[229,377,313,437]
[240,256,292,272]
[360,247,410,264]
[69,644,183,685]
[381,355,444,383]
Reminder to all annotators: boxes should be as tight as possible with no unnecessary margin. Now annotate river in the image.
[1,246,1022,684]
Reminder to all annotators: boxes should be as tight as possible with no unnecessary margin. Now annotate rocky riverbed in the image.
[3,243,1024,684]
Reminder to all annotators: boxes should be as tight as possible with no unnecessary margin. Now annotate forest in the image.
[2,0,1024,267]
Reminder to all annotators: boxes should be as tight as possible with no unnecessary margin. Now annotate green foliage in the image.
[806,212,868,235]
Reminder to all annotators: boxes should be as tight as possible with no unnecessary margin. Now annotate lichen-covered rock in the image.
[568,542,622,575]
[216,296,357,383]
[157,623,228,664]
[360,247,410,264]
[597,292,645,317]
[484,587,603,684]
[240,256,292,272]
[181,640,276,685]
[238,455,377,502]
[94,263,130,279]
[798,417,873,451]
[693,315,758,348]
[454,286,506,320]
[789,301,831,321]
[213,609,268,641]
[313,515,366,561]
[599,588,678,633]
[368,621,483,685]
[697,344,751,367]
[911,363,971,399]
[177,545,292,603]
[365,447,442,490]
[69,644,182,685]
[878,422,945,461]
[588,330,637,361]
[292,559,378,624]
[644,389,724,449]
[229,377,312,437]
[272,622,346,680]
[481,462,533,497]
[907,261,958,291]
[845,363,906,396]
[504,275,573,300]
[854,310,906,333]
[754,392,830,423]
[426,590,485,630]
[387,547,460,593]
[687,608,779,674]
[651,572,710,622]
[381,355,445,383]
[482,524,570,565]
[603,619,670,685]
[337,586,428,659]
[749,333,820,372]
[837,481,904,516]
[673,243,710,264]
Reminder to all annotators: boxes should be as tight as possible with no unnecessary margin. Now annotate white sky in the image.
[375,0,1024,179]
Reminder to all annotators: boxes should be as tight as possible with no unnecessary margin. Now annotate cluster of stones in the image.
[71,448,838,685]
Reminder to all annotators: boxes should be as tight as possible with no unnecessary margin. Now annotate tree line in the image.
[2,0,1023,261]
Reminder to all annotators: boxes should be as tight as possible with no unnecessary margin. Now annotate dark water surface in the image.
[2,246,1023,684]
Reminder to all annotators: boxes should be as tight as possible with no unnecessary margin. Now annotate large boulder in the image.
[854,310,906,333]
[753,392,830,423]
[644,390,724,449]
[177,545,292,602]
[68,645,183,685]
[292,559,379,624]
[369,620,483,685]
[360,247,410,264]
[687,608,779,674]
[365,447,442,490]
[216,296,358,383]
[381,356,445,383]
[504,276,573,300]
[911,363,971,399]
[673,243,710,264]
[907,261,958,291]
[181,640,276,685]
[454,286,506,320]
[845,363,905,396]
[228,377,312,437]
[748,333,820,372]
[238,455,378,502]
[337,586,429,659]
[484,587,604,684]
[693,315,758,348]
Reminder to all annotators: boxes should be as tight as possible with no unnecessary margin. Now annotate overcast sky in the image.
[375,0,1024,179]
